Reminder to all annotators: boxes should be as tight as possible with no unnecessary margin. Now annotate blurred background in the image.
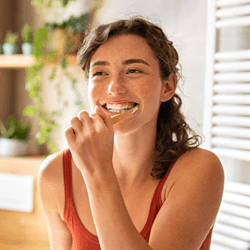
[0,0,250,249]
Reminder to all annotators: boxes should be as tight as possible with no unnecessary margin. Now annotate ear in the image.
[160,74,176,102]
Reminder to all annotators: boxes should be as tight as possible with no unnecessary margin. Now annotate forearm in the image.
[83,170,153,250]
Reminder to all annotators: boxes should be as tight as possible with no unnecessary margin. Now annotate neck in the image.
[113,123,157,186]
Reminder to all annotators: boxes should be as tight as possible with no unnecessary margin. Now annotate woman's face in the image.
[88,34,174,133]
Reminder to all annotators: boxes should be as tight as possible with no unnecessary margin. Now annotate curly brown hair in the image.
[78,16,202,179]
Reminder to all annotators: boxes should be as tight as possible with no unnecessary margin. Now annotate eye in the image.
[92,71,107,77]
[127,69,143,74]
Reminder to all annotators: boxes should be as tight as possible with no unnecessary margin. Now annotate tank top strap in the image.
[154,148,189,209]
[63,148,73,221]
[140,149,189,241]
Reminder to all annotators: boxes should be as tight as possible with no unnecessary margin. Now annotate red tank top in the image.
[63,148,212,249]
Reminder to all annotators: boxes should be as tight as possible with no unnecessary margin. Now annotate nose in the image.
[107,74,127,95]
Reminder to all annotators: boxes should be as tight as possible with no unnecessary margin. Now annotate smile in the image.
[103,102,138,114]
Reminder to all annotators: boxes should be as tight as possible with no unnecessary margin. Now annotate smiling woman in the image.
[38,16,224,250]
[86,33,167,128]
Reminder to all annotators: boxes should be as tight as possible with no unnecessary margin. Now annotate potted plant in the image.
[0,115,31,157]
[21,24,34,55]
[45,12,88,55]
[2,30,18,55]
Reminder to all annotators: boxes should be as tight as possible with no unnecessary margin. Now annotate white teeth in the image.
[105,103,137,113]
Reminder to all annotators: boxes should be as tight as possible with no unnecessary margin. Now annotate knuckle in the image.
[64,128,70,134]
[70,116,79,125]
[65,127,73,135]
[91,113,99,119]
[96,125,105,134]
[78,111,89,119]
[86,127,96,137]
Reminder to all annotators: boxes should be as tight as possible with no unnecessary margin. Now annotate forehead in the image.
[89,34,158,65]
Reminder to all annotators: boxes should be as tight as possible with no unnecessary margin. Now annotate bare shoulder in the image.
[38,150,65,206]
[39,150,64,185]
[38,150,66,216]
[150,148,224,248]
[165,147,224,199]
[175,147,223,178]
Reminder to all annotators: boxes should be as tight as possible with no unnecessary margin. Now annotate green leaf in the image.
[0,115,30,140]
[5,31,18,44]
[51,110,62,116]
[60,57,67,69]
[23,104,37,117]
[38,136,47,145]
[31,0,44,7]
[62,0,69,7]
[36,131,47,144]
[49,67,57,80]
[22,24,34,43]
[49,49,58,58]
[47,141,58,154]
[33,96,43,105]
[34,28,49,49]
[0,120,7,136]
[64,43,75,53]
[40,126,50,135]
[46,0,53,8]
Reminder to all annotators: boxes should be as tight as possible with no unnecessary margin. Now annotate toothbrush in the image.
[111,105,138,125]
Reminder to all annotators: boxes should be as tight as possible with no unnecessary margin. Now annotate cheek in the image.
[88,83,101,107]
[137,81,163,105]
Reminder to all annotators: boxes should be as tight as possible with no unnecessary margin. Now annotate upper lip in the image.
[100,100,139,106]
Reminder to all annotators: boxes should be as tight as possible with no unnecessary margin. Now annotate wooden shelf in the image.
[0,55,35,68]
[0,54,78,68]
[0,154,47,162]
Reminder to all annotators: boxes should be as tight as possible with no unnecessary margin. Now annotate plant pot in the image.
[0,138,29,157]
[53,29,83,55]
[21,43,33,55]
[2,43,18,55]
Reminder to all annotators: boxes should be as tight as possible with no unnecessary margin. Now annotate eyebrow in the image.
[123,59,150,67]
[90,61,110,67]
[90,58,150,68]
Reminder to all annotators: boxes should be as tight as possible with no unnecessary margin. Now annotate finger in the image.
[64,127,76,143]
[78,111,93,128]
[78,110,90,121]
[70,117,82,133]
[91,113,103,122]
[94,106,113,132]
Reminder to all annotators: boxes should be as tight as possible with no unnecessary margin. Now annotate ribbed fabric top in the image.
[63,148,212,249]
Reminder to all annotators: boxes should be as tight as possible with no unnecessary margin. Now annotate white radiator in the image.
[203,0,250,161]
[211,181,250,250]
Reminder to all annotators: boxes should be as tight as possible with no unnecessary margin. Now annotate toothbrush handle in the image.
[111,106,137,125]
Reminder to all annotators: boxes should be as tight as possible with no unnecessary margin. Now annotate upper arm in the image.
[38,152,72,250]
[149,148,224,250]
